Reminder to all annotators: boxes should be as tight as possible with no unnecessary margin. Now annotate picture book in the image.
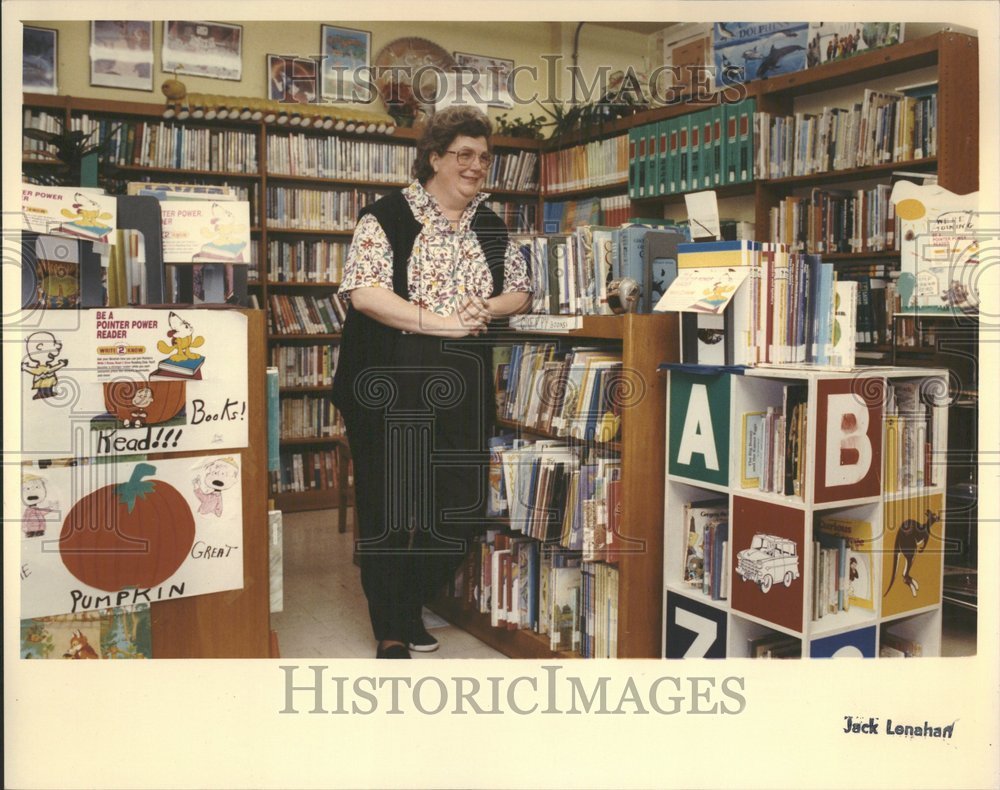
[681,498,728,588]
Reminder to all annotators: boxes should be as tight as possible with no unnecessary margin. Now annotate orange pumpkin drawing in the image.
[103,380,186,427]
[59,463,195,591]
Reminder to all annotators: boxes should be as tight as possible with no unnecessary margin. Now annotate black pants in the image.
[343,334,491,642]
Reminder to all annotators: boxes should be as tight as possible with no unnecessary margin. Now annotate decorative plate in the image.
[373,37,457,121]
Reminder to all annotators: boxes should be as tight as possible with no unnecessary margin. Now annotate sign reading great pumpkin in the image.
[20,455,244,619]
[15,308,248,458]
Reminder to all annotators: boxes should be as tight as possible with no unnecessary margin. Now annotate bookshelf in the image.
[430,313,678,658]
[662,365,950,658]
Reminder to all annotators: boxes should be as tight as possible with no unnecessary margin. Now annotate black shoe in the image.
[376,643,411,659]
[407,621,440,653]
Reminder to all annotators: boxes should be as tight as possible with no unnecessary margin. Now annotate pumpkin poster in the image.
[19,455,244,619]
[15,307,248,458]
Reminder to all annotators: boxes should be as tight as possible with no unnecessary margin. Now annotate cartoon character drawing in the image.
[885,509,939,598]
[156,311,205,362]
[58,192,113,240]
[199,202,248,261]
[22,474,55,538]
[122,387,154,428]
[63,629,100,659]
[21,331,68,400]
[192,457,240,517]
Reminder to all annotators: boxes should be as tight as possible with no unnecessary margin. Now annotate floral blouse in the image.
[340,181,531,316]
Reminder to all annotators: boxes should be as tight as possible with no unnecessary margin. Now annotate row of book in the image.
[127,178,261,226]
[264,186,388,231]
[267,293,346,335]
[674,240,857,368]
[812,515,874,621]
[680,499,729,600]
[628,97,756,199]
[753,86,937,179]
[541,134,629,195]
[488,436,623,562]
[880,629,923,657]
[22,109,60,159]
[279,395,344,439]
[839,265,894,346]
[485,150,540,193]
[265,239,349,283]
[71,116,259,174]
[483,201,538,235]
[450,535,618,657]
[739,385,809,499]
[265,134,415,183]
[540,194,631,233]
[272,448,345,494]
[768,184,896,255]
[747,632,801,659]
[270,344,340,388]
[885,378,939,491]
[516,223,688,317]
[495,342,625,443]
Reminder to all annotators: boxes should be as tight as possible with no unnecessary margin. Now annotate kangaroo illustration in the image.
[884,509,939,598]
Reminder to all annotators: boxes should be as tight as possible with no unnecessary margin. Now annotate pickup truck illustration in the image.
[736,533,800,593]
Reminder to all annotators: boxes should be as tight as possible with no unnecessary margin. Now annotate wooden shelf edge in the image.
[427,596,577,659]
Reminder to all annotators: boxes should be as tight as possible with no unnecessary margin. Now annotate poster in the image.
[159,200,251,263]
[713,22,809,85]
[19,455,244,619]
[21,183,118,244]
[16,308,249,458]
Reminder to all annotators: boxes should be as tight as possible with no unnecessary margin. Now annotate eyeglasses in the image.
[444,148,492,168]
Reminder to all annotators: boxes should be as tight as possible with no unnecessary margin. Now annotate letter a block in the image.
[668,371,730,486]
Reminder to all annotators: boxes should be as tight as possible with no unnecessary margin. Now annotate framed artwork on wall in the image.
[453,50,514,107]
[23,26,58,94]
[163,20,243,81]
[268,55,318,104]
[90,21,154,91]
[320,24,371,101]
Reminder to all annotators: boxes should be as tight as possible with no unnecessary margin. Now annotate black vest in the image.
[331,190,509,418]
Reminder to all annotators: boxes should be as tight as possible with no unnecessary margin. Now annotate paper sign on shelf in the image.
[15,308,249,458]
[21,183,118,245]
[19,455,245,619]
[654,266,751,313]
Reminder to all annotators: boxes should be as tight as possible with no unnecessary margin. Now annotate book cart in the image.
[662,364,950,658]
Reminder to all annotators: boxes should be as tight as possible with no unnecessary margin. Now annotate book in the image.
[153,355,206,379]
[681,498,728,588]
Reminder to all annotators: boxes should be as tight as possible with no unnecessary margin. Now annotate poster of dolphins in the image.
[712,22,809,85]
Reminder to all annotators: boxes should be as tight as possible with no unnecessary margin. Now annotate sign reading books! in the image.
[668,370,730,487]
[19,455,245,619]
[160,200,251,263]
[813,378,883,504]
[21,184,118,244]
[16,308,249,458]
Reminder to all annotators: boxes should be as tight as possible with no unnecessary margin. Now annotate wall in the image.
[25,19,652,125]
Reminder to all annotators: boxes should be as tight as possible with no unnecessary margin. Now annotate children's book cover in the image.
[730,496,805,632]
[20,604,153,659]
[816,515,875,610]
[881,493,944,617]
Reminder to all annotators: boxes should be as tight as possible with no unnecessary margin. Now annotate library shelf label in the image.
[814,377,884,503]
[19,455,245,619]
[18,309,248,457]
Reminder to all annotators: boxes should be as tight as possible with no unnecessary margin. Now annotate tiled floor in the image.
[270,508,507,659]
[272,509,978,660]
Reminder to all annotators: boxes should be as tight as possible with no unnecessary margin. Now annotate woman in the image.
[332,106,532,658]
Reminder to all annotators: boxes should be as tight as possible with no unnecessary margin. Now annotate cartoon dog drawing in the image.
[63,629,100,659]
[199,202,248,262]
[58,192,114,240]
[21,475,54,538]
[21,331,68,400]
[156,311,205,362]
[192,457,240,517]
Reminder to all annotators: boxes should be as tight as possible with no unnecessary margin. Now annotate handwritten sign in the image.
[16,308,249,458]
